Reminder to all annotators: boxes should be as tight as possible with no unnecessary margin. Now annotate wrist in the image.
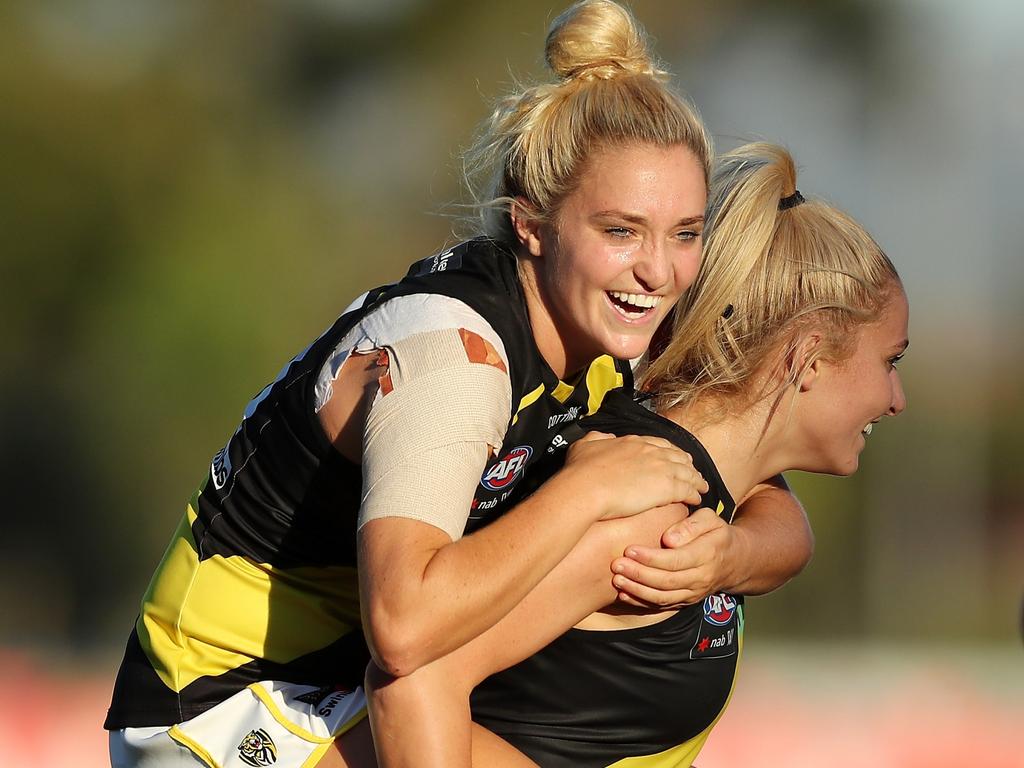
[547,463,608,522]
[720,524,754,593]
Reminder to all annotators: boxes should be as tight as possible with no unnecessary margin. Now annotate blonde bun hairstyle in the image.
[644,142,901,411]
[465,0,710,245]
[545,0,663,81]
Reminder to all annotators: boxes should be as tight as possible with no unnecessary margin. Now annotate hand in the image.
[610,507,744,608]
[560,432,708,521]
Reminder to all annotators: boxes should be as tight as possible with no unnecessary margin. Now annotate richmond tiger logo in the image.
[237,728,278,766]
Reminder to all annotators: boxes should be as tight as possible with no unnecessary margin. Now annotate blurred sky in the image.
[1,0,1021,670]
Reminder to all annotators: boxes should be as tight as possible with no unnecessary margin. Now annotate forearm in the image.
[373,504,684,687]
[365,504,684,768]
[368,662,536,768]
[362,432,703,676]
[719,478,813,595]
[359,467,607,677]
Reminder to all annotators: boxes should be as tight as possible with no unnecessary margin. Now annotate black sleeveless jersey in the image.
[471,389,743,767]
[105,238,631,729]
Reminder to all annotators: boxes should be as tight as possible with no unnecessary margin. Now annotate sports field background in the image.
[2,1,1021,765]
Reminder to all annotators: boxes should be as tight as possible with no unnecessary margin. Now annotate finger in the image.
[615,545,697,573]
[662,508,723,547]
[577,430,614,442]
[625,434,679,451]
[612,574,703,608]
[615,591,650,609]
[612,553,703,590]
[674,472,709,505]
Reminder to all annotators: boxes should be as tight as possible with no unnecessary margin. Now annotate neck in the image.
[660,391,796,503]
[517,256,583,380]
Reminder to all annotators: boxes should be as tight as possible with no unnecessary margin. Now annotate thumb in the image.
[577,430,614,443]
[663,507,721,547]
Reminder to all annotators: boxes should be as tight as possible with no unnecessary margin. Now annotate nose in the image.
[888,370,907,416]
[633,239,671,292]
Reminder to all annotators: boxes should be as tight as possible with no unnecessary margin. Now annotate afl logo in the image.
[480,446,532,491]
[703,593,738,626]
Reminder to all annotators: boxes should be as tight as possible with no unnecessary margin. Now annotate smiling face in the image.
[515,142,707,377]
[792,287,910,475]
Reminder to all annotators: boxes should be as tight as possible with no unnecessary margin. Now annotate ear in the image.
[789,332,823,393]
[510,198,544,258]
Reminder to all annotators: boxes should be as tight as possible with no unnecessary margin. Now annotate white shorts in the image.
[109,681,367,768]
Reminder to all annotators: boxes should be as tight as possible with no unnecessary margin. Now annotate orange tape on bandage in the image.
[459,328,507,373]
[376,349,394,396]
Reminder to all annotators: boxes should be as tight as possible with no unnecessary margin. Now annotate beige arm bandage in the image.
[359,327,512,541]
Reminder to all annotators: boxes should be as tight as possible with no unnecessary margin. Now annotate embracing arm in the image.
[610,473,814,607]
[364,481,809,768]
[325,346,705,678]
[365,502,688,768]
[719,474,814,594]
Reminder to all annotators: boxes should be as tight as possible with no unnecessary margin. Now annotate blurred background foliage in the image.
[1,0,1021,659]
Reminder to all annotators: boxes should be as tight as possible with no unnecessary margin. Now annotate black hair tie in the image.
[779,190,805,210]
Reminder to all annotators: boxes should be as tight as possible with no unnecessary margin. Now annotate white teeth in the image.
[862,423,873,436]
[608,291,662,309]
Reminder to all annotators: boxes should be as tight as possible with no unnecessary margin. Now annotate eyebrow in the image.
[593,212,705,226]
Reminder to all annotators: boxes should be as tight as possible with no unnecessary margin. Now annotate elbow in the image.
[370,643,424,679]
[364,611,436,678]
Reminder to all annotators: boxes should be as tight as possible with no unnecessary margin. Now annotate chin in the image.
[833,453,861,477]
[805,452,860,477]
[603,332,656,362]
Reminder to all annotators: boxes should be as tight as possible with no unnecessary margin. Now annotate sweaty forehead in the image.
[566,143,706,217]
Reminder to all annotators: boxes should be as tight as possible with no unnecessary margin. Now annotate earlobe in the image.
[798,358,820,393]
[791,333,823,393]
[510,198,544,258]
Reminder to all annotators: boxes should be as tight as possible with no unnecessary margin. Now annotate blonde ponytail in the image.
[643,143,900,410]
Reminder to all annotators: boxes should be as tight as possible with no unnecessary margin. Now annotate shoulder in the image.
[356,293,509,372]
[580,389,667,438]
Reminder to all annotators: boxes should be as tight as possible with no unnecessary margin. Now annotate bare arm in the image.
[365,481,810,768]
[610,474,814,607]
[365,502,688,768]
[325,353,706,677]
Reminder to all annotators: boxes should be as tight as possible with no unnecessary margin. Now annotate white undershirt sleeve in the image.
[320,294,512,541]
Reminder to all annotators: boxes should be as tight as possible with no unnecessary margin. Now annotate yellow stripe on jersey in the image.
[512,356,623,425]
[586,355,625,415]
[550,380,575,403]
[136,503,361,694]
[605,609,744,768]
[511,383,546,426]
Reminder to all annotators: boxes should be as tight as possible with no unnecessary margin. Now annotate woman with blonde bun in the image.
[356,142,908,768]
[105,2,812,766]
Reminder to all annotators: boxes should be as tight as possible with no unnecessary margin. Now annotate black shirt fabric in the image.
[471,389,743,767]
[105,238,632,729]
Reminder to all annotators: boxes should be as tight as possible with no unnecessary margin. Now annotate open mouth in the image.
[862,423,875,437]
[607,291,661,320]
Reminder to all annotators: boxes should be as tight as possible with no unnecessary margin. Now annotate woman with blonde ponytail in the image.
[346,142,908,768]
[106,3,812,767]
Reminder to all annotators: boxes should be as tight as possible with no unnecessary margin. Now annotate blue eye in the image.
[606,227,633,238]
[676,230,700,242]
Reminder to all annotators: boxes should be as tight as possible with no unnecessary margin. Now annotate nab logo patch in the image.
[237,728,277,767]
[480,446,532,491]
[702,593,738,627]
